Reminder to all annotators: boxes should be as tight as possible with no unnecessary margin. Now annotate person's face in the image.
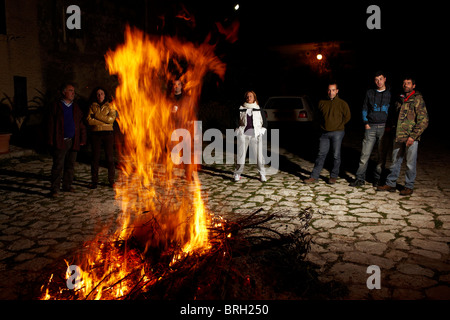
[327,85,338,99]
[173,80,182,94]
[63,85,75,102]
[402,79,416,94]
[96,89,105,103]
[246,92,255,104]
[375,75,386,90]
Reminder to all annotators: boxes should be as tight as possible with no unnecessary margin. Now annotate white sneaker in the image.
[234,174,241,182]
[260,174,267,182]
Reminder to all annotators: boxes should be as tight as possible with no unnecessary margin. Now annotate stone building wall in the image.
[0,0,44,102]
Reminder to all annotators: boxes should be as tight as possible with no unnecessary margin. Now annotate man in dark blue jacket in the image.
[47,83,86,197]
[350,71,391,187]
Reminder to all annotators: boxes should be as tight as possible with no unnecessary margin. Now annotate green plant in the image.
[0,93,26,132]
[0,89,50,135]
[28,88,52,111]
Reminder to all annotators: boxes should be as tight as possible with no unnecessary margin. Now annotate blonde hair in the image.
[244,90,258,105]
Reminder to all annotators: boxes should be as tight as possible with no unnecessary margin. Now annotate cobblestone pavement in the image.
[1,133,450,300]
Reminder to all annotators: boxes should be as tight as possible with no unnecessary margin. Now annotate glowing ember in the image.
[41,26,225,300]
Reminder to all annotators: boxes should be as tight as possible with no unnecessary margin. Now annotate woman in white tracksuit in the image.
[234,91,268,182]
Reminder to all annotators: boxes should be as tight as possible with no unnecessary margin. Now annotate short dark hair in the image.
[328,81,338,89]
[403,75,416,85]
[374,70,386,78]
[60,82,75,94]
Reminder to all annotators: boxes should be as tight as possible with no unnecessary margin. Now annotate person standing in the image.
[377,76,429,196]
[86,87,117,189]
[47,83,87,197]
[169,78,197,181]
[350,71,391,187]
[171,79,183,105]
[304,82,351,184]
[234,90,268,182]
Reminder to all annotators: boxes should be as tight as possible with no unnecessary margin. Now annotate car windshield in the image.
[265,98,304,109]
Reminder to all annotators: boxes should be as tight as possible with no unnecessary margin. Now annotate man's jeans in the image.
[386,140,418,189]
[355,125,389,181]
[311,130,345,179]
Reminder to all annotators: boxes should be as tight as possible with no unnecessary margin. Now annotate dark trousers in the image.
[91,131,115,185]
[51,138,77,192]
[311,130,345,179]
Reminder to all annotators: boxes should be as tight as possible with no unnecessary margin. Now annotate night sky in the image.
[201,0,447,135]
[152,0,444,132]
[70,0,449,136]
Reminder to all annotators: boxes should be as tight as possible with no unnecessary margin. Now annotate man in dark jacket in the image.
[47,83,87,197]
[304,82,351,185]
[350,71,391,187]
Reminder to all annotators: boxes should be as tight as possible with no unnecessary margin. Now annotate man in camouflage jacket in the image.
[377,77,429,195]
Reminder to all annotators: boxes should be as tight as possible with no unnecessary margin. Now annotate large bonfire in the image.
[41,26,226,300]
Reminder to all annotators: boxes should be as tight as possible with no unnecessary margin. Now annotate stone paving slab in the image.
[1,136,450,300]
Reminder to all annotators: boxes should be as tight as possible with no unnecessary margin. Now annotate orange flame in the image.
[42,26,225,300]
[215,20,240,43]
[109,26,225,251]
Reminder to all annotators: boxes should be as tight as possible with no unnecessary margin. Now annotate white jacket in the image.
[236,102,266,137]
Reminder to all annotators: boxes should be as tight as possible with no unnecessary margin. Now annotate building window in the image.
[0,0,6,35]
[13,76,28,114]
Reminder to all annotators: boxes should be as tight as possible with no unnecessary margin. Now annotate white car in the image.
[263,96,314,123]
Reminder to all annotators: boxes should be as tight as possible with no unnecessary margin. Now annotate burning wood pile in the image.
[41,207,314,300]
[40,26,329,300]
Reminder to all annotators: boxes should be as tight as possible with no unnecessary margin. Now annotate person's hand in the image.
[406,137,414,147]
[365,124,371,130]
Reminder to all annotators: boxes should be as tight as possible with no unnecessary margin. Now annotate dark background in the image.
[143,0,446,136]
[2,0,447,148]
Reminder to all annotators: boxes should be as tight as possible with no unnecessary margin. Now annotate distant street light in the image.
[316,54,323,60]
[234,4,240,11]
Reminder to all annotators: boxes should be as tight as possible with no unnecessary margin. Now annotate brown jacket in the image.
[86,102,117,132]
[47,100,87,151]
[317,96,351,132]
